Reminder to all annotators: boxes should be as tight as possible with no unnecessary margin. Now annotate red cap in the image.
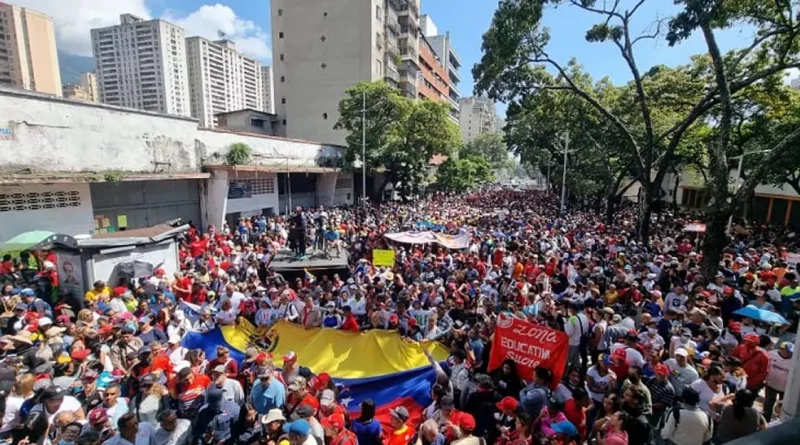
[723,286,734,295]
[459,414,476,431]
[56,315,71,324]
[407,317,417,327]
[155,268,165,277]
[655,363,670,377]
[744,333,760,343]
[97,324,114,335]
[113,286,127,296]
[728,321,741,333]
[283,351,297,363]
[321,413,346,430]
[311,373,331,391]
[389,314,399,322]
[495,396,518,412]
[70,349,91,361]
[613,348,627,359]
[455,298,464,304]
[88,408,108,425]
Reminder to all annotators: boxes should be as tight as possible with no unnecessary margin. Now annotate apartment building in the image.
[91,14,190,116]
[186,37,264,127]
[421,16,461,121]
[63,72,99,103]
[0,3,62,96]
[458,96,498,142]
[262,66,275,114]
[270,0,421,145]
[417,34,450,104]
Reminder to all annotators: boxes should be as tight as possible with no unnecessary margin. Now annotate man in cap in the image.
[110,325,144,370]
[74,370,104,410]
[292,404,325,445]
[210,364,244,404]
[318,389,345,419]
[321,413,357,445]
[194,307,216,333]
[32,385,86,424]
[733,333,769,392]
[661,387,713,445]
[174,366,211,419]
[250,365,286,415]
[386,406,414,445]
[646,363,676,428]
[193,387,239,444]
[284,419,316,445]
[166,309,192,339]
[166,335,188,366]
[206,346,238,379]
[109,287,129,314]
[763,341,793,421]
[664,348,699,395]
[85,407,112,437]
[286,376,319,414]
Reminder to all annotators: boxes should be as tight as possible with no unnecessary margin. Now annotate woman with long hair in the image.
[129,374,171,424]
[230,403,263,445]
[595,411,629,445]
[716,389,767,443]
[351,399,382,445]
[0,373,35,437]
[495,410,533,445]
[260,408,289,445]
[493,359,522,399]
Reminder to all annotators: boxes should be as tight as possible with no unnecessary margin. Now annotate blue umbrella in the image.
[734,305,789,325]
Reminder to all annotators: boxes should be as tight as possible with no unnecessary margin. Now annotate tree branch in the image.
[735,125,800,202]
[568,0,623,21]
[627,0,648,19]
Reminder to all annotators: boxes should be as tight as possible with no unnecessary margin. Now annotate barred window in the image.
[0,190,82,212]
[230,178,276,195]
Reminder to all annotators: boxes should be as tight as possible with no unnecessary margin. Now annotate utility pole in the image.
[361,90,367,209]
[560,131,570,215]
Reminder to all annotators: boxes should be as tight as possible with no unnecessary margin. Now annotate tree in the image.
[335,81,461,199]
[462,132,510,169]
[226,142,252,165]
[474,0,800,274]
[436,156,495,191]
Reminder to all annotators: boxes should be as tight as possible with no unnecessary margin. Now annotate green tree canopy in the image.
[436,156,494,192]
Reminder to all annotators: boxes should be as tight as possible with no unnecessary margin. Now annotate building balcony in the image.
[385,61,400,84]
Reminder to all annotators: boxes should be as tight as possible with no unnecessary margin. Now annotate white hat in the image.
[174,360,191,373]
[38,317,53,326]
[168,335,181,344]
[174,310,185,321]
[262,408,286,424]
[320,389,335,407]
[674,348,689,358]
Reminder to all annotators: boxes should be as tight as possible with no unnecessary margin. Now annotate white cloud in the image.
[163,4,271,63]
[11,0,151,56]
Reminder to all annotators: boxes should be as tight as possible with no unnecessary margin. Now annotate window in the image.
[0,190,82,212]
[322,113,328,120]
[281,97,286,104]
[375,59,382,76]
[282,119,287,125]
[335,177,352,189]
[279,32,284,39]
[250,118,265,128]
[280,76,285,82]
[280,54,284,61]
[278,8,283,16]
[323,12,328,17]
[376,6,382,20]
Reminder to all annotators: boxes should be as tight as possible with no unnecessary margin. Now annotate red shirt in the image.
[341,315,359,332]
[563,398,586,439]
[733,345,769,389]
[386,424,414,445]
[174,277,192,301]
[609,362,629,381]
[287,391,320,413]
[189,239,208,258]
[206,357,239,379]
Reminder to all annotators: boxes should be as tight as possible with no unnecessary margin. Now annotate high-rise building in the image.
[79,72,99,102]
[261,66,275,114]
[270,0,422,145]
[0,3,62,96]
[421,17,461,122]
[186,37,263,127]
[63,83,92,101]
[91,14,190,116]
[458,96,497,142]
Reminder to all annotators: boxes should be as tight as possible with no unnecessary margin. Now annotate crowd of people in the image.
[1,189,799,445]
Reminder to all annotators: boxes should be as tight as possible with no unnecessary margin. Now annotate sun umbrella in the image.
[0,230,55,252]
[734,305,789,325]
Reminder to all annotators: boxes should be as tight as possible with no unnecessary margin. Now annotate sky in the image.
[15,0,797,116]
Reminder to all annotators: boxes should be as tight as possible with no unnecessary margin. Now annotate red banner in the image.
[488,313,569,389]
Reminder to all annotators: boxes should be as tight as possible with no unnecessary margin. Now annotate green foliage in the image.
[226,143,252,165]
[103,170,125,183]
[436,155,495,192]
[462,132,510,169]
[335,81,461,197]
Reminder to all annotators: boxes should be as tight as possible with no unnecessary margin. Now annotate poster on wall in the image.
[56,252,84,296]
[228,181,253,199]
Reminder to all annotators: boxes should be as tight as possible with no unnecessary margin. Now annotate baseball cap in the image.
[140,373,158,385]
[744,333,760,344]
[211,365,226,374]
[283,419,311,436]
[390,406,410,422]
[495,396,518,412]
[287,376,307,391]
[655,363,670,377]
[283,351,297,363]
[245,347,259,363]
[320,413,346,430]
[459,414,476,432]
[168,335,181,345]
[674,348,689,358]
[294,404,314,419]
[551,420,578,436]
[206,387,223,405]
[780,342,794,353]
[613,348,627,360]
[41,385,65,401]
[319,389,336,407]
[88,408,108,425]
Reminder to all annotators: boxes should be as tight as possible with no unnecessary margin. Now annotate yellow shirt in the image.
[84,286,111,303]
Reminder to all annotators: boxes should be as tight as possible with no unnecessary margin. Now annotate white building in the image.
[261,66,275,114]
[186,37,264,127]
[270,0,421,145]
[458,96,498,142]
[91,14,190,116]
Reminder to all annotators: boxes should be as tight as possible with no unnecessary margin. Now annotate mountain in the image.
[58,51,95,84]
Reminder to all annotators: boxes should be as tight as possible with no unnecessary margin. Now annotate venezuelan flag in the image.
[183,320,450,427]
[304,268,316,283]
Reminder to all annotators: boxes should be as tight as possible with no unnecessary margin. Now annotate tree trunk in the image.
[701,205,729,278]
[605,196,617,227]
[671,174,681,211]
[637,186,652,247]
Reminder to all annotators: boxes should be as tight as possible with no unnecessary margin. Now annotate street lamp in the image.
[359,90,385,208]
[727,149,771,233]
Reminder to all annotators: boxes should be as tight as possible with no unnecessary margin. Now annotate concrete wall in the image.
[0,183,95,240]
[0,87,345,176]
[90,179,202,230]
[200,169,280,228]
[271,0,377,145]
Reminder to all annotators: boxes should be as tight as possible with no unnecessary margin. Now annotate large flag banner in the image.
[183,320,450,428]
[384,231,470,249]
[488,313,569,389]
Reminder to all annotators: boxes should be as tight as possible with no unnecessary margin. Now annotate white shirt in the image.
[110,298,128,314]
[664,292,688,311]
[0,393,28,433]
[153,419,191,445]
[690,379,725,416]
[168,346,189,366]
[610,344,645,367]
[34,395,83,425]
[104,421,155,445]
[766,350,792,392]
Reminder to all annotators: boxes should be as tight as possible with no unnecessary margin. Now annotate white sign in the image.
[56,252,84,296]
[787,253,800,271]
